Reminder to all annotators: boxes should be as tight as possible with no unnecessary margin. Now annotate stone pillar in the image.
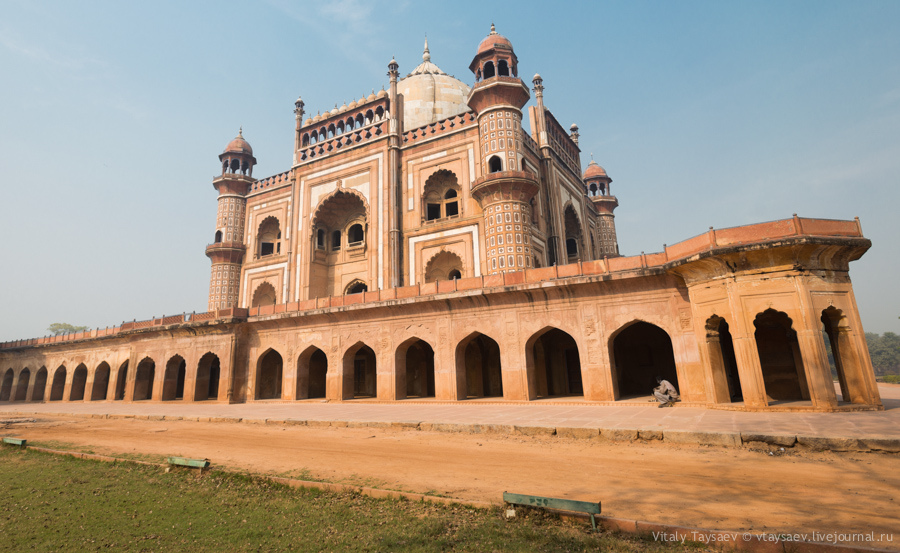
[796,329,836,407]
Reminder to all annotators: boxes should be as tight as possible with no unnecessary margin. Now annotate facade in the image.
[0,27,883,412]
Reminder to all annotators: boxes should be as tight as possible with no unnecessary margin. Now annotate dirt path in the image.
[5,415,898,549]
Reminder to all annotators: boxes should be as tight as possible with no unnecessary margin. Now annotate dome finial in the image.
[490,22,496,35]
[423,35,430,62]
[238,126,243,137]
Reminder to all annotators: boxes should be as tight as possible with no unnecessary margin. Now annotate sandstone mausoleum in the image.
[0,26,882,412]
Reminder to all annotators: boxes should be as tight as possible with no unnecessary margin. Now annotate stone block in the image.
[556,427,599,439]
[740,433,797,447]
[638,429,663,441]
[390,421,420,429]
[797,435,864,452]
[859,436,900,452]
[305,420,332,428]
[514,425,556,437]
[283,419,307,426]
[602,428,638,441]
[664,430,741,448]
[472,424,515,435]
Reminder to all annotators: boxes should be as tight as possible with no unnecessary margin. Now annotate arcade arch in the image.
[114,361,129,401]
[456,333,503,398]
[162,355,186,401]
[0,369,12,401]
[195,353,221,401]
[396,338,435,399]
[33,367,48,402]
[133,357,156,401]
[256,349,283,400]
[754,309,809,402]
[296,346,328,399]
[92,362,110,401]
[14,368,30,401]
[610,321,678,399]
[705,316,742,402]
[50,365,67,401]
[527,328,583,398]
[70,364,88,401]
[343,343,376,399]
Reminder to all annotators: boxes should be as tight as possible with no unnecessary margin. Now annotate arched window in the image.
[302,133,309,147]
[483,61,495,79]
[356,113,364,128]
[251,282,277,307]
[498,59,509,77]
[425,251,464,283]
[331,230,342,251]
[347,223,364,244]
[336,121,344,135]
[566,237,578,257]
[488,156,502,173]
[316,228,325,249]
[214,230,222,243]
[257,217,281,257]
[448,269,461,280]
[375,106,385,120]
[422,170,462,221]
[327,124,335,138]
[346,280,368,294]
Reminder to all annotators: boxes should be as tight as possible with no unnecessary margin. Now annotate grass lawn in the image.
[0,446,688,552]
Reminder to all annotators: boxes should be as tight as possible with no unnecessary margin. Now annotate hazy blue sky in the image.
[1,0,898,342]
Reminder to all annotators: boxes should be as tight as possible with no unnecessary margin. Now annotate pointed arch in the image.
[563,203,583,261]
[345,280,368,295]
[91,362,110,401]
[526,327,583,398]
[133,357,156,401]
[195,353,221,401]
[33,367,48,401]
[754,309,809,402]
[50,365,67,401]
[162,354,186,401]
[609,321,678,399]
[296,346,328,400]
[14,368,30,402]
[0,369,13,401]
[395,337,435,399]
[342,342,377,399]
[422,169,461,221]
[821,306,869,404]
[70,363,88,401]
[256,348,283,400]
[705,316,742,403]
[256,216,281,258]
[114,360,129,400]
[251,282,277,307]
[424,250,464,283]
[455,332,503,399]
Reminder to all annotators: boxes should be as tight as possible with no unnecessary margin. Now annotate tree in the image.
[47,323,89,336]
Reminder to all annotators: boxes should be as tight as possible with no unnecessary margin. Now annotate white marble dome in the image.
[397,39,471,131]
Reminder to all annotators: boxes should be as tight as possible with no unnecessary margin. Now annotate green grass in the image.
[0,447,687,552]
[881,374,900,384]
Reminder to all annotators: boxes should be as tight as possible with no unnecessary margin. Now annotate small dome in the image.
[303,117,313,126]
[348,100,357,109]
[367,90,377,101]
[223,128,252,155]
[376,88,387,99]
[398,40,471,131]
[339,102,348,113]
[477,23,513,56]
[329,105,339,115]
[359,95,367,104]
[583,160,608,180]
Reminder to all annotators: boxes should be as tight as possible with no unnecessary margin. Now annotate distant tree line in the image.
[865,332,900,376]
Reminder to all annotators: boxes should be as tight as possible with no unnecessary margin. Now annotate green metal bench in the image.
[167,457,210,469]
[503,491,602,530]
[2,437,27,447]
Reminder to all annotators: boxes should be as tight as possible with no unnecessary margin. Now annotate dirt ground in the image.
[3,415,898,549]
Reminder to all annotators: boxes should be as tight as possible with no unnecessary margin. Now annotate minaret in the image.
[467,24,539,274]
[206,129,256,310]
[583,158,619,257]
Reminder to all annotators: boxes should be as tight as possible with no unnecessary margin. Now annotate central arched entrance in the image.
[611,322,678,399]
[195,353,221,401]
[528,328,583,398]
[754,309,809,402]
[456,333,503,399]
[256,349,283,400]
[133,358,156,401]
[296,347,327,400]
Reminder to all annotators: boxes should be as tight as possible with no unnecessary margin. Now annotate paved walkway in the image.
[2,384,897,439]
